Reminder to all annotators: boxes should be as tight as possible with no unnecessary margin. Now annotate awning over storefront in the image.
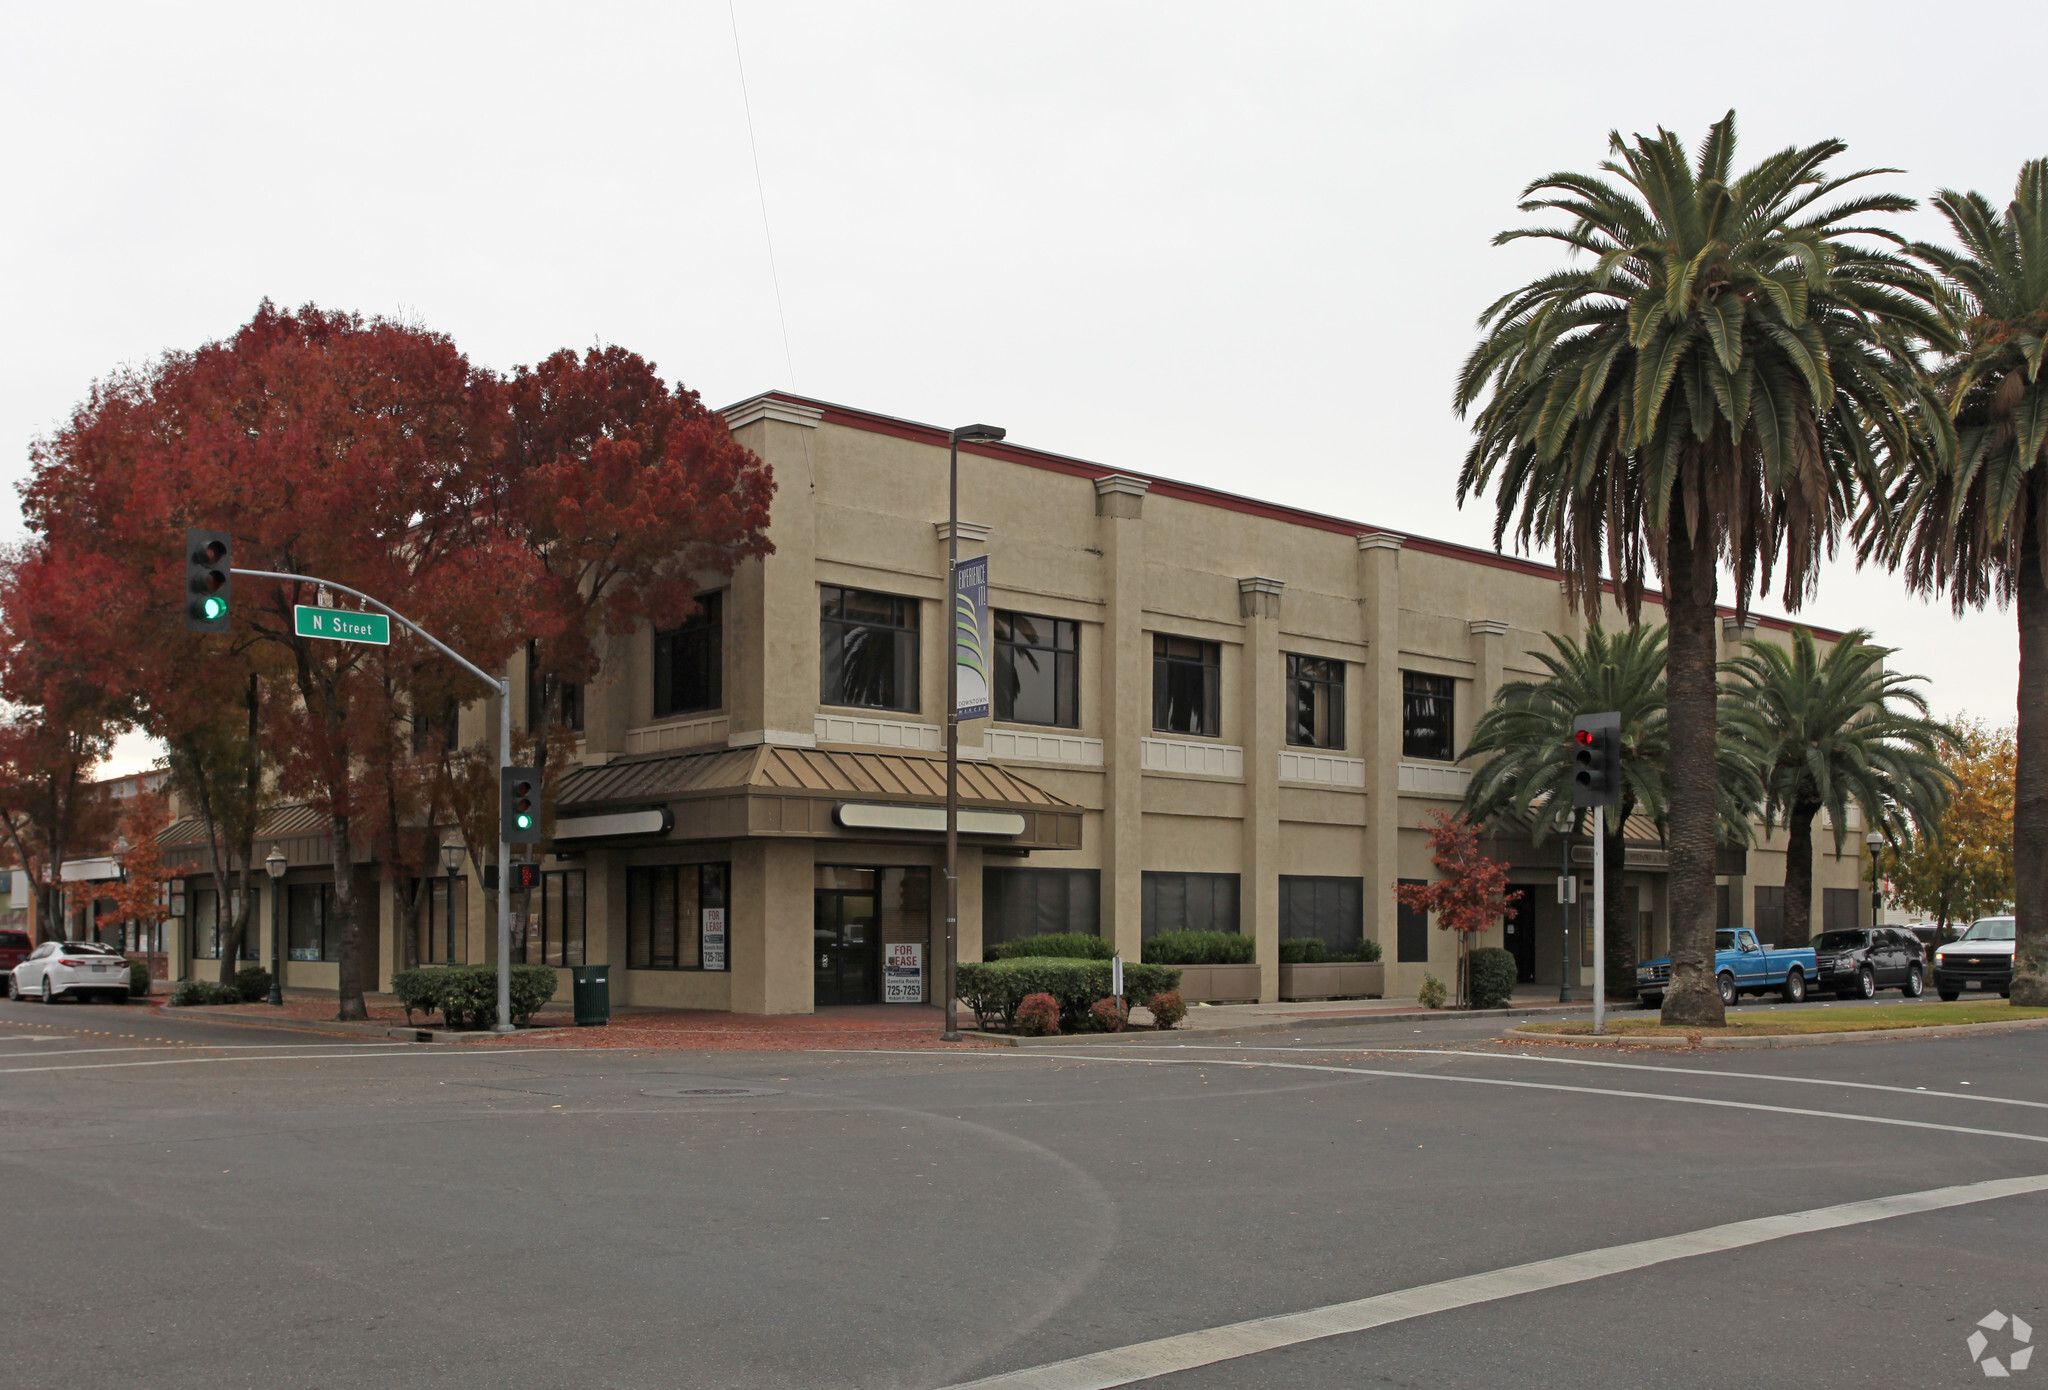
[553,745,1084,852]
[157,803,360,873]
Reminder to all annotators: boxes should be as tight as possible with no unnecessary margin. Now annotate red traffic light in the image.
[1573,729,1595,746]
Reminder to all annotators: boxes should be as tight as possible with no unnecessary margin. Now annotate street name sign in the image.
[294,605,390,645]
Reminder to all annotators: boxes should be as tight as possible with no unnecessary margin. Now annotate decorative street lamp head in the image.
[264,844,287,881]
[1864,830,1885,853]
[440,838,465,876]
[951,423,1006,444]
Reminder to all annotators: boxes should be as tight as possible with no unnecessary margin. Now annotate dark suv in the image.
[1810,927,1925,1000]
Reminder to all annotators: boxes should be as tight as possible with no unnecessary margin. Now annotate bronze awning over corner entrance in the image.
[552,745,1083,852]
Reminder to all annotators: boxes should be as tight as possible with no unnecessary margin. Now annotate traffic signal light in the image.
[501,767,541,843]
[184,529,232,632]
[511,862,540,891]
[1570,711,1621,808]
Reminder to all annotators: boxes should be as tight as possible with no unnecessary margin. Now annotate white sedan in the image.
[9,941,131,1004]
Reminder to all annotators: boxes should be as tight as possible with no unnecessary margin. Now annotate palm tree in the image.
[1719,628,1951,947]
[1455,112,1937,1025]
[1462,624,1764,998]
[1874,160,2048,1003]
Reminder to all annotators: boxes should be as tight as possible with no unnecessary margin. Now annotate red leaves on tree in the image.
[1395,810,1521,938]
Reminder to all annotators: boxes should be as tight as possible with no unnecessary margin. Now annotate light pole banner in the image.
[954,555,991,720]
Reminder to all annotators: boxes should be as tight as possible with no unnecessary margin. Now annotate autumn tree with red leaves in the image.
[1394,810,1521,1007]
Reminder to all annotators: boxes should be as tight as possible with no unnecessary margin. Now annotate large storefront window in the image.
[820,586,920,712]
[1278,875,1363,955]
[994,611,1079,727]
[1140,872,1239,940]
[187,888,259,961]
[416,878,467,965]
[627,864,730,970]
[289,883,339,962]
[654,591,723,717]
[982,868,1099,944]
[515,870,586,967]
[815,866,931,1005]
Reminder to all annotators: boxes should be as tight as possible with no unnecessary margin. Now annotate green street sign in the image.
[294,605,390,645]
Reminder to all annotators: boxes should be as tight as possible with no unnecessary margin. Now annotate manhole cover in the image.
[639,1085,781,1099]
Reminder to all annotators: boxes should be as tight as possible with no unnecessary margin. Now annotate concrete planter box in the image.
[1167,962,1263,1004]
[1279,961,1384,1002]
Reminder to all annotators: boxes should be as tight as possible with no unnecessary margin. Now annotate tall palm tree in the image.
[1462,624,1763,998]
[1455,112,1938,1024]
[1875,160,2048,1003]
[1720,628,1951,946]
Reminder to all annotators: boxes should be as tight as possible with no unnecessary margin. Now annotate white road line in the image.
[857,1050,2048,1148]
[1137,1044,2048,1111]
[0,1044,414,1060]
[937,1170,2048,1390]
[0,1048,555,1075]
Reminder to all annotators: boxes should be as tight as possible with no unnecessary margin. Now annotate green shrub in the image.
[1278,938,1327,964]
[1142,930,1253,966]
[389,965,560,1029]
[1339,939,1385,963]
[1088,996,1128,1032]
[1418,974,1448,1009]
[125,957,151,997]
[1467,947,1517,1010]
[984,933,1115,961]
[956,958,1182,1032]
[1148,990,1187,1030]
[168,980,240,1007]
[234,966,272,1003]
[1015,993,1061,1036]
[390,968,441,1024]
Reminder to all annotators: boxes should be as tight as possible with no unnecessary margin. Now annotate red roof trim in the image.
[729,392,1844,642]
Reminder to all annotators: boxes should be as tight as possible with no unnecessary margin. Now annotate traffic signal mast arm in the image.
[230,567,500,694]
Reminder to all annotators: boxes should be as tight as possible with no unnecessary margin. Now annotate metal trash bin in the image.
[569,964,610,1027]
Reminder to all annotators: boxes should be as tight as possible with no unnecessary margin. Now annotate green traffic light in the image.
[202,595,228,621]
[516,813,533,830]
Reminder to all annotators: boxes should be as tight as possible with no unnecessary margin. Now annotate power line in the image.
[727,0,798,390]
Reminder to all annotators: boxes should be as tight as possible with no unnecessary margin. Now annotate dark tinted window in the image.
[1286,655,1345,749]
[0,931,28,949]
[1402,672,1455,760]
[1279,876,1363,954]
[994,612,1079,727]
[1812,930,1869,952]
[1152,636,1220,737]
[982,868,1099,943]
[821,587,920,712]
[1140,872,1238,939]
[654,592,724,717]
[1397,879,1430,962]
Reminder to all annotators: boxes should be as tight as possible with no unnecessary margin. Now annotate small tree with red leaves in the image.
[1394,810,1521,1008]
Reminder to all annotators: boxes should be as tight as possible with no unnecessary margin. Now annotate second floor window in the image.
[526,640,584,735]
[1402,670,1455,760]
[821,586,920,712]
[654,592,724,718]
[1286,654,1345,749]
[994,611,1078,727]
[1153,635,1221,737]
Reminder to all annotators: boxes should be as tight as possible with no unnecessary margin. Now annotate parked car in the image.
[1933,916,2015,1001]
[0,928,30,978]
[1908,922,1958,956]
[1636,928,1818,1009]
[1811,927,1925,999]
[8,940,130,1004]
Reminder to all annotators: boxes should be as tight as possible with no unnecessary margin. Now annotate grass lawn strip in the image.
[1520,1001,2048,1037]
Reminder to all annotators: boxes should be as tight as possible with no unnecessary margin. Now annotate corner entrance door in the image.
[1505,884,1540,983]
[815,891,880,1006]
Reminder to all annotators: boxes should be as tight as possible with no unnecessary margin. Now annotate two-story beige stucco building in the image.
[160,390,1880,1012]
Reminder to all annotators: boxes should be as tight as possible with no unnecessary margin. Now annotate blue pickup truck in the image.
[1636,928,1819,1009]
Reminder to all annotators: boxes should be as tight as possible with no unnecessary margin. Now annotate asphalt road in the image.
[2,996,2044,1389]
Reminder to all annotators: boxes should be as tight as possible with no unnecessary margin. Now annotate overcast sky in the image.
[5,1,2039,775]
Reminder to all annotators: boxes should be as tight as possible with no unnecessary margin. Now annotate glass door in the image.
[814,891,880,1006]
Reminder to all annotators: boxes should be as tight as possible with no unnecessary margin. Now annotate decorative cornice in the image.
[1238,576,1284,621]
[1092,474,1152,498]
[1356,532,1404,552]
[1721,615,1761,639]
[1467,619,1510,637]
[722,395,823,431]
[933,521,992,544]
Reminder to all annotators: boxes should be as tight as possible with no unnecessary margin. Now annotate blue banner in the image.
[954,555,990,720]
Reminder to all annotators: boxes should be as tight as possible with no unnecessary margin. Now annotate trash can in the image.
[570,964,610,1027]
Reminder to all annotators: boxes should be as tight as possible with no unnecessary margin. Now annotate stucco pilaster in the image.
[1240,577,1284,1001]
[1097,475,1150,959]
[1358,533,1404,965]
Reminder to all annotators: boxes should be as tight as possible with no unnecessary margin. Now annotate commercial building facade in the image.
[158,391,1880,1010]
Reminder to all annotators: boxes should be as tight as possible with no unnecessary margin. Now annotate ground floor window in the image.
[515,870,586,967]
[1140,872,1239,940]
[816,865,931,1005]
[416,878,468,965]
[628,863,729,970]
[982,868,1099,944]
[1277,875,1363,955]
[1396,879,1429,963]
[289,883,339,962]
[1823,887,1861,934]
[187,888,260,961]
[1754,885,1785,943]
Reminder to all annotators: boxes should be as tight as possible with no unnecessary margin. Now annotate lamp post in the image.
[440,837,465,965]
[263,845,286,1007]
[1864,829,1885,928]
[108,836,130,952]
[943,422,1006,1042]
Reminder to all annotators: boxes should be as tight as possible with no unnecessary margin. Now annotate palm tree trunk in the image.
[1779,803,1819,948]
[1660,507,1728,1025]
[2012,520,2048,1005]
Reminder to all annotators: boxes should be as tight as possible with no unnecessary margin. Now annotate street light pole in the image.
[942,422,1005,1042]
[1865,829,1885,927]
[264,844,286,1007]
[441,836,466,964]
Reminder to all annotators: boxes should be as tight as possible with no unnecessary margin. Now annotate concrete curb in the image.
[964,1001,1591,1048]
[159,1005,577,1045]
[1501,1016,2048,1050]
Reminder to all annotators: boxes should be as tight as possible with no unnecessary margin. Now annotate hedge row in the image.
[956,958,1182,1033]
[167,965,271,1007]
[1141,930,1253,966]
[391,965,559,1029]
[983,933,1117,962]
[1277,938,1385,964]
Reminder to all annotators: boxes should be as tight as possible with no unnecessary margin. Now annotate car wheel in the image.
[1718,972,1737,1007]
[112,990,129,1006]
[42,978,61,1004]
[1856,967,1876,1000]
[1903,966,1924,998]
[1781,968,1806,1004]
[3,974,15,1001]
[1939,990,1960,1002]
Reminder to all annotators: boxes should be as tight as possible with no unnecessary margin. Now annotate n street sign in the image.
[294,605,390,645]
